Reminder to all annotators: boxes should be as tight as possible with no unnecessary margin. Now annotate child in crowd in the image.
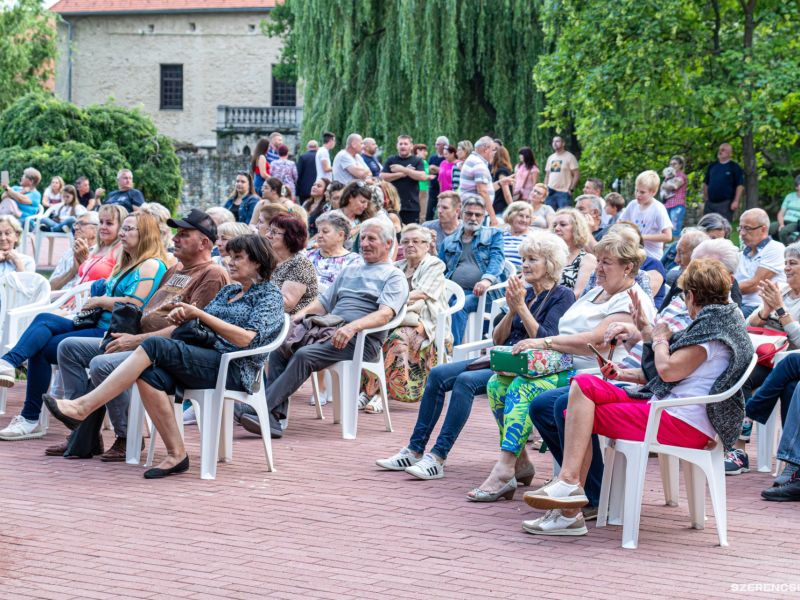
[39,184,87,232]
[617,171,672,259]
[603,192,625,225]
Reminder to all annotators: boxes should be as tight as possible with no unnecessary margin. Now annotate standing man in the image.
[315,132,336,181]
[295,140,319,203]
[426,136,449,221]
[380,134,427,224]
[332,133,371,184]
[96,169,144,213]
[544,136,580,210]
[423,190,461,255]
[458,136,498,226]
[735,208,786,317]
[361,137,382,177]
[703,142,744,222]
[266,132,283,164]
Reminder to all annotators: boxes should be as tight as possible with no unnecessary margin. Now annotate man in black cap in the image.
[52,209,230,461]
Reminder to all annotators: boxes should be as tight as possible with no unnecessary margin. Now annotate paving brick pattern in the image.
[1,382,798,599]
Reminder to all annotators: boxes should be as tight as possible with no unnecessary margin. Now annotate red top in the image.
[78,248,119,283]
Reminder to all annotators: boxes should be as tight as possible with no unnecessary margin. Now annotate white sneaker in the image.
[308,389,331,406]
[182,406,196,425]
[405,453,445,480]
[522,509,587,536]
[376,447,421,471]
[357,392,371,410]
[523,478,589,510]
[0,359,16,388]
[0,415,44,440]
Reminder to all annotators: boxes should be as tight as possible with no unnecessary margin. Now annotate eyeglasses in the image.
[737,225,765,232]
[463,211,484,220]
[267,228,284,237]
[400,239,427,246]
[120,226,138,233]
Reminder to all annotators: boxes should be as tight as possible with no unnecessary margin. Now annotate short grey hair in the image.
[0,215,22,247]
[400,223,432,244]
[315,210,351,240]
[697,213,732,238]
[741,208,770,227]
[307,139,319,150]
[461,194,486,212]
[518,230,569,283]
[474,136,494,150]
[77,211,100,225]
[677,228,709,254]
[205,206,235,225]
[786,241,800,261]
[435,136,450,146]
[575,194,604,215]
[116,168,133,179]
[217,221,251,238]
[346,133,362,147]
[360,216,395,244]
[692,238,740,273]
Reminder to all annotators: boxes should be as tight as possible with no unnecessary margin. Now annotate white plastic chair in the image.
[755,348,797,473]
[464,259,516,344]
[31,206,74,267]
[435,281,465,365]
[19,204,44,257]
[311,306,407,439]
[597,353,757,549]
[127,314,290,480]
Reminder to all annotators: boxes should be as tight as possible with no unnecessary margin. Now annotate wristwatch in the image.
[544,337,553,350]
[776,307,788,319]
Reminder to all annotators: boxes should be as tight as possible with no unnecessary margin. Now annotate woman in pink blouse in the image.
[513,147,540,203]
[437,145,458,193]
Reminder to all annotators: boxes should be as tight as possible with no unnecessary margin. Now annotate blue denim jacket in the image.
[439,225,506,285]
[224,194,260,225]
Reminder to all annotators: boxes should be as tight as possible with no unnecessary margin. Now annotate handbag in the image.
[171,318,219,349]
[72,306,103,329]
[747,326,790,368]
[490,346,573,379]
[98,302,142,353]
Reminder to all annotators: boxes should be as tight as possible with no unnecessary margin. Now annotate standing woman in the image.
[437,145,458,193]
[302,178,330,238]
[270,144,298,197]
[552,207,596,298]
[38,184,87,233]
[513,147,539,203]
[661,155,687,238]
[42,176,65,209]
[224,171,260,224]
[264,213,318,314]
[43,235,285,478]
[0,212,167,441]
[491,145,514,217]
[452,140,473,192]
[250,137,272,198]
[530,183,555,229]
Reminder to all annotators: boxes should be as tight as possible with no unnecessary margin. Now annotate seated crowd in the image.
[0,131,798,539]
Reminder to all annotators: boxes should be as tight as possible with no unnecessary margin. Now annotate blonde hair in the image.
[380,181,401,213]
[503,201,533,226]
[97,204,128,248]
[112,212,167,276]
[206,206,235,225]
[552,207,591,249]
[0,215,22,247]
[218,221,251,239]
[593,231,645,273]
[635,170,661,194]
[139,202,173,249]
[518,230,569,283]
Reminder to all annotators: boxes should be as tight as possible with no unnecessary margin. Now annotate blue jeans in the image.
[546,189,572,210]
[777,384,800,465]
[741,303,759,319]
[3,313,104,420]
[39,216,76,232]
[745,353,800,424]
[449,292,480,347]
[666,205,685,238]
[408,359,491,460]
[529,387,604,507]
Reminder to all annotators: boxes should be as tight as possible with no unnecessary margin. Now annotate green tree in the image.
[0,0,57,112]
[271,0,552,157]
[534,0,800,210]
[0,93,182,212]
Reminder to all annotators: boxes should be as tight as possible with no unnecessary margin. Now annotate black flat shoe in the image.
[143,455,190,479]
[42,393,83,430]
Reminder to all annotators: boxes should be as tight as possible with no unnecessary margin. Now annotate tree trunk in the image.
[741,0,759,209]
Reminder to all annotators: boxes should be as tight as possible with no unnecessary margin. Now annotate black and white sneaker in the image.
[376,447,421,471]
[724,449,750,475]
[405,453,445,480]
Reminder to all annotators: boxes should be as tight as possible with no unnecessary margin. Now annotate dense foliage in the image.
[270,0,552,159]
[0,0,57,113]
[0,94,182,212]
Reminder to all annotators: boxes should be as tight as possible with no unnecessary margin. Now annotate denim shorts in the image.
[139,337,245,395]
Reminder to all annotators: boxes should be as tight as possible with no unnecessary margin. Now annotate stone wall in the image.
[178,150,248,213]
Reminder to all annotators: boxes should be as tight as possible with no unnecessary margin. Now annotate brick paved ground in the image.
[1,379,799,600]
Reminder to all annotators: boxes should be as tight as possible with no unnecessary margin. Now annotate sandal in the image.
[364,395,383,414]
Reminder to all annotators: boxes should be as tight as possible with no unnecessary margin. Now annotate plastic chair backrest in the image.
[0,272,51,347]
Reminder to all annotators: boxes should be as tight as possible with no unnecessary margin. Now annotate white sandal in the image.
[364,395,383,414]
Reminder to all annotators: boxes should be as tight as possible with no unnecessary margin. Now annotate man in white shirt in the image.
[544,136,580,210]
[735,208,787,317]
[315,131,336,181]
[331,133,371,184]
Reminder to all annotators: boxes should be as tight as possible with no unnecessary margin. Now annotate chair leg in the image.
[145,416,157,468]
[607,450,627,526]
[48,238,55,266]
[219,400,233,463]
[597,445,617,528]
[756,406,779,473]
[376,362,392,433]
[683,460,707,529]
[311,371,325,420]
[707,449,729,547]
[198,392,224,480]
[659,453,680,507]
[620,447,649,549]
[339,366,358,440]
[331,369,342,425]
[0,388,6,415]
[249,395,275,472]
[126,388,145,465]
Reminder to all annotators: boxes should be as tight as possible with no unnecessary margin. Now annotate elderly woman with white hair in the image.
[359,224,449,412]
[502,201,534,271]
[305,210,363,293]
[0,215,35,275]
[377,230,575,480]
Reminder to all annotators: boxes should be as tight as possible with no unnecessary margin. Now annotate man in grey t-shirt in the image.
[245,217,409,438]
[332,133,371,184]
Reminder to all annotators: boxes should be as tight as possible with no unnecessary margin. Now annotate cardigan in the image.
[395,254,449,349]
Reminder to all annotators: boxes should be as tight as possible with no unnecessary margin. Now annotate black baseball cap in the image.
[167,208,217,243]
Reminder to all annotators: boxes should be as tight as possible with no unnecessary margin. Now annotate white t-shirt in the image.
[557,283,656,371]
[619,200,672,259]
[659,341,731,439]
[545,151,579,192]
[315,146,333,181]
[735,239,787,305]
[332,150,368,184]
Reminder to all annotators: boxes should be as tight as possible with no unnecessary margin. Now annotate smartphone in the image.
[586,343,610,365]
[0,171,8,187]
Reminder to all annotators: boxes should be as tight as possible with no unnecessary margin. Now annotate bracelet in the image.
[759,310,770,321]
[652,339,669,350]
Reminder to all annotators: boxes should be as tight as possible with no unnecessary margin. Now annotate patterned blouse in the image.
[270,159,298,196]
[205,281,284,394]
[560,250,586,290]
[305,248,364,293]
[271,252,319,314]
